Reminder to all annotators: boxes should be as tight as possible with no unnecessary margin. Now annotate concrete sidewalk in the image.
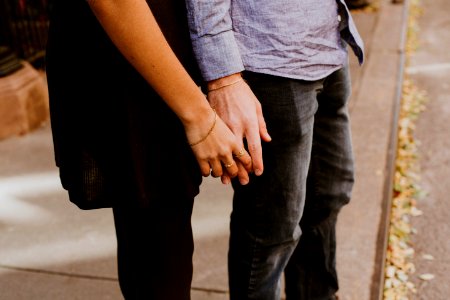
[0,1,408,299]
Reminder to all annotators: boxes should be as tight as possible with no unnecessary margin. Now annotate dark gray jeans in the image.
[229,66,354,300]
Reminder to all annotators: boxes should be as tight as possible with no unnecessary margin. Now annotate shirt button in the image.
[338,15,342,22]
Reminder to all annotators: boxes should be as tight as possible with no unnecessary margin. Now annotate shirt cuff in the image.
[191,30,245,82]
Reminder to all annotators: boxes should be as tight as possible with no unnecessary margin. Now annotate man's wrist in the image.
[207,73,242,91]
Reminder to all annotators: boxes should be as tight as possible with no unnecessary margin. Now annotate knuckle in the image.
[248,143,259,153]
[229,122,243,134]
[242,115,254,125]
[244,158,252,166]
[206,154,215,161]
[228,169,238,177]
[219,147,231,158]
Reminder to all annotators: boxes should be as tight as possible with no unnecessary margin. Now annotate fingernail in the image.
[240,178,249,185]
[255,169,263,176]
[222,177,231,184]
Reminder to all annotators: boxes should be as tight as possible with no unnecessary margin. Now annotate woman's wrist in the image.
[188,108,217,146]
[178,95,213,127]
[182,103,217,146]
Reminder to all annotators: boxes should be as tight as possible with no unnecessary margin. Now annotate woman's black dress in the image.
[46,0,203,209]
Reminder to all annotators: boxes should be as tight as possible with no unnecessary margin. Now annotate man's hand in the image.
[207,73,271,184]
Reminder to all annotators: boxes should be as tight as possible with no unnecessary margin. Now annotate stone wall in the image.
[0,62,49,140]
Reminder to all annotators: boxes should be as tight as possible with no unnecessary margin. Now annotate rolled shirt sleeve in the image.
[186,0,245,81]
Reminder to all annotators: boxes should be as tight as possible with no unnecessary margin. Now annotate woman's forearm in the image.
[87,0,210,125]
[87,0,254,181]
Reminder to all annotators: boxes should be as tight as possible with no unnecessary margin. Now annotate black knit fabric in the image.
[46,0,202,209]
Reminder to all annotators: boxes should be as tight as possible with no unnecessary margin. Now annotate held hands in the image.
[184,72,271,185]
[207,73,271,185]
[185,108,253,182]
[87,0,257,183]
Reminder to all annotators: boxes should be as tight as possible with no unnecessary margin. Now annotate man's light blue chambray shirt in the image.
[186,0,364,82]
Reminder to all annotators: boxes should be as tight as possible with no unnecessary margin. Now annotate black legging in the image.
[112,195,195,300]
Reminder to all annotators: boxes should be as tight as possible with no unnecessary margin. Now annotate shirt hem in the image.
[242,65,345,82]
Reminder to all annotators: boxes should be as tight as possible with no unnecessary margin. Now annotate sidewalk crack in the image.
[0,264,118,282]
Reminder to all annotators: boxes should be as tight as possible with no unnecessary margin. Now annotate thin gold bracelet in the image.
[189,109,217,147]
[207,77,244,93]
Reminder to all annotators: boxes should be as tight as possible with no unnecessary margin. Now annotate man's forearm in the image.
[186,0,244,81]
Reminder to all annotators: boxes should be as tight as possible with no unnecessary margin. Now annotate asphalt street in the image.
[407,0,450,297]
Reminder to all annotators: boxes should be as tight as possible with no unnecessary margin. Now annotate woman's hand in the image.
[184,108,253,184]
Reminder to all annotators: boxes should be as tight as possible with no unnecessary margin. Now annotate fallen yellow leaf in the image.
[421,254,434,261]
[419,273,435,281]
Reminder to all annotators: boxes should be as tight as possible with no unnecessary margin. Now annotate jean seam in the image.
[247,230,262,297]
